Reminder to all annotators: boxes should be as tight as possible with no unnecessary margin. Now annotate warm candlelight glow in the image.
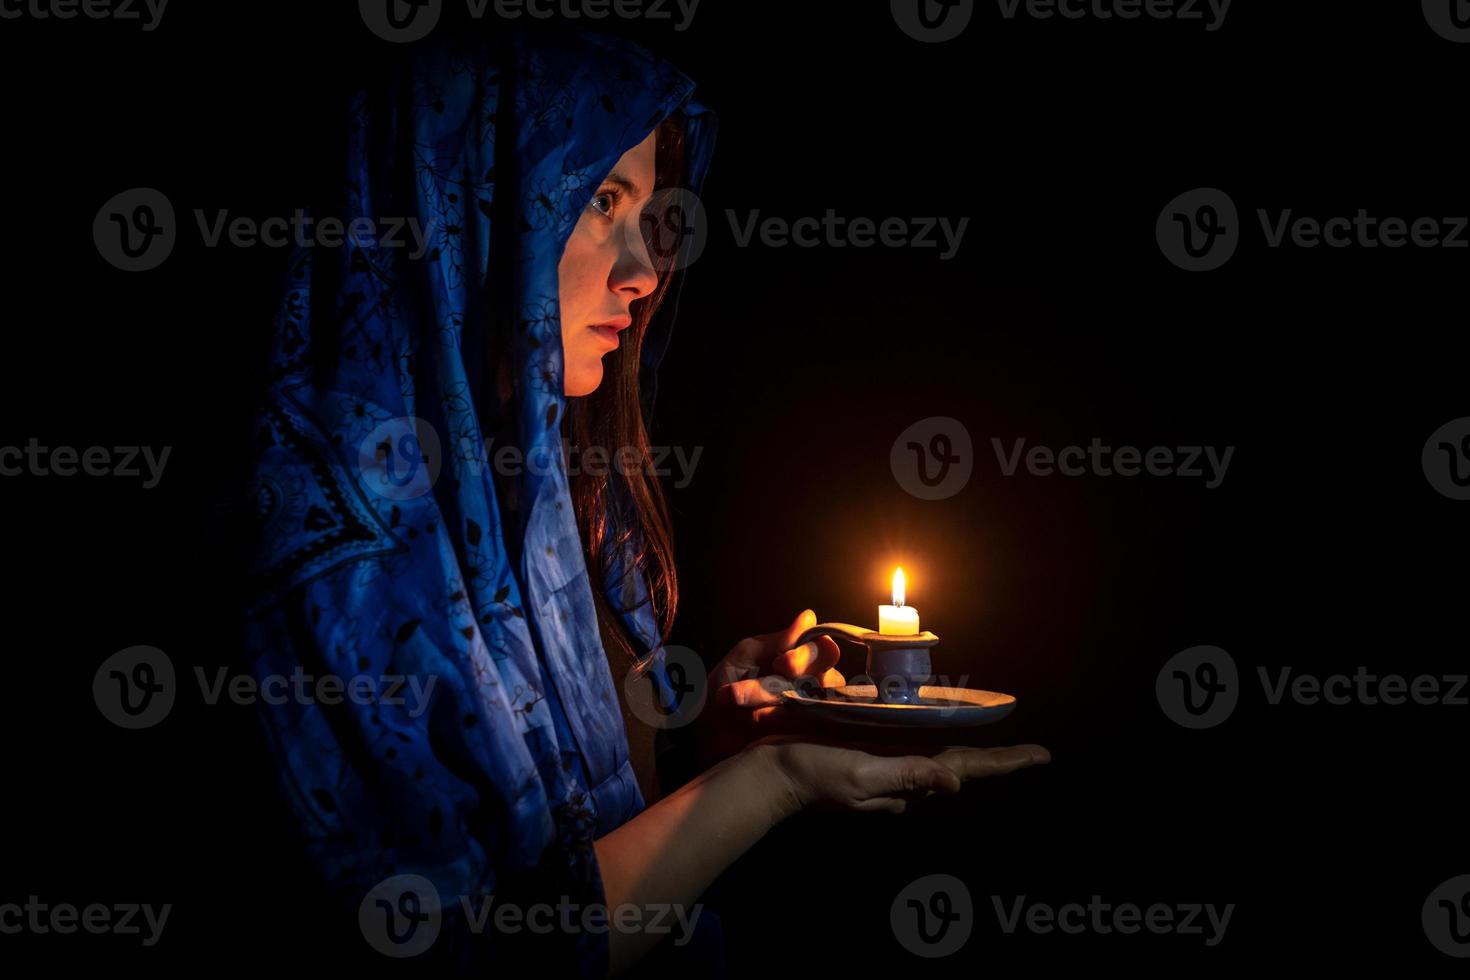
[879,565,920,635]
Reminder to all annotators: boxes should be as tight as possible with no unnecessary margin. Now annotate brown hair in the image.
[564,111,686,677]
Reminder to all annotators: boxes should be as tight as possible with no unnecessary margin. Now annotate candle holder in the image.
[793,622,938,705]
[782,621,1017,729]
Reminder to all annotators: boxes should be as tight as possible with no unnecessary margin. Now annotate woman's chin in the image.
[564,362,604,397]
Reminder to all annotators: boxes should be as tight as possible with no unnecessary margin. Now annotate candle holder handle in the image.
[793,622,939,650]
[792,622,939,706]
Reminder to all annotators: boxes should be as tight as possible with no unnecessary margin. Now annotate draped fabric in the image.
[238,26,717,974]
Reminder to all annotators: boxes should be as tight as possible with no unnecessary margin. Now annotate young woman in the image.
[240,25,1048,977]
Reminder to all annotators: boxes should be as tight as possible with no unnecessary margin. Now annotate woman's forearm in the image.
[592,741,794,974]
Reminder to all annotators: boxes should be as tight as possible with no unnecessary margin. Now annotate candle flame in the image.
[892,566,905,607]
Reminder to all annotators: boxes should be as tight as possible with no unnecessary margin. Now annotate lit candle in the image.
[878,566,920,635]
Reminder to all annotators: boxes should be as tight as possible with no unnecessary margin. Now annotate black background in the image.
[2,0,1465,972]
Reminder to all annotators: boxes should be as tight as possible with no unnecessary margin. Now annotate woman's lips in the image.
[590,318,630,348]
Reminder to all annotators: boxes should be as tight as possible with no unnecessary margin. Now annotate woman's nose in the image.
[611,217,661,299]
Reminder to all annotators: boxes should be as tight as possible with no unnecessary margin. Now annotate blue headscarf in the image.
[239,26,717,974]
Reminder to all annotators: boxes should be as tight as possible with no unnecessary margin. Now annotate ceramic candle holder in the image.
[792,622,941,705]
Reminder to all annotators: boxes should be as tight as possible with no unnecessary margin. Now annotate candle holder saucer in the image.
[777,622,1017,729]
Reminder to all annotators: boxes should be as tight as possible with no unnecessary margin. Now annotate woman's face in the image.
[557,128,660,397]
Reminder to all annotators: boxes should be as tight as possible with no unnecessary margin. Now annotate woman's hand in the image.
[689,609,847,765]
[755,735,1051,817]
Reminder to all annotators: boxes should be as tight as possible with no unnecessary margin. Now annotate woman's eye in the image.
[589,187,621,219]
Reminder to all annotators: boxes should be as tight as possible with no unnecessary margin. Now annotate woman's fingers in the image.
[715,665,846,709]
[860,754,963,800]
[772,635,841,680]
[931,744,1051,780]
[715,675,793,708]
[719,609,818,680]
[859,746,1050,805]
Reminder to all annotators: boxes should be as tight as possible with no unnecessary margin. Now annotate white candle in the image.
[879,566,920,635]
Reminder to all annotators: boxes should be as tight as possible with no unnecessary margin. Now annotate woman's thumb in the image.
[764,608,816,651]
[789,608,816,637]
